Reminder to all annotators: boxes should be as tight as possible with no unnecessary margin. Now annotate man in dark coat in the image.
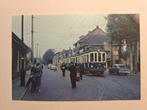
[26,65,37,93]
[26,63,42,93]
[60,62,66,77]
[35,63,42,92]
[78,62,84,80]
[69,62,77,88]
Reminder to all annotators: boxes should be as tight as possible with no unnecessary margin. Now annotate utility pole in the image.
[36,43,39,58]
[20,15,26,86]
[31,15,34,63]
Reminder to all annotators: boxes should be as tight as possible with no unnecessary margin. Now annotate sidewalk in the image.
[12,70,30,100]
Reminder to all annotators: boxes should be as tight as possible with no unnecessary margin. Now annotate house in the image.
[74,26,111,54]
[73,26,113,66]
[12,32,32,80]
[53,49,73,66]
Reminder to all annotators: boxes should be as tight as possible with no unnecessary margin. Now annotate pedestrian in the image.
[78,62,84,80]
[26,63,42,93]
[69,62,77,88]
[35,63,42,92]
[60,62,66,77]
[26,64,37,93]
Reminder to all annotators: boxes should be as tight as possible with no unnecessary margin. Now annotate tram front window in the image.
[102,53,105,61]
[90,53,94,62]
[98,53,101,62]
[95,53,97,62]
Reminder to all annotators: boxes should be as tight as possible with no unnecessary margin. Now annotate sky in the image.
[12,14,108,57]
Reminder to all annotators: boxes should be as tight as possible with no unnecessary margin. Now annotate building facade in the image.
[53,26,127,68]
[12,32,32,79]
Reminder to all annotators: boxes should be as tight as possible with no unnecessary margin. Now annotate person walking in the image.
[69,62,77,88]
[26,64,37,93]
[60,62,66,77]
[26,63,42,93]
[35,63,42,92]
[78,62,84,80]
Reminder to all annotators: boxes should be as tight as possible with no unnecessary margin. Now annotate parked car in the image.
[109,64,130,75]
[48,64,57,70]
[48,64,52,69]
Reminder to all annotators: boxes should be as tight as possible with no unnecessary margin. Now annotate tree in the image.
[121,49,130,61]
[42,49,55,65]
[106,14,140,73]
[107,14,139,41]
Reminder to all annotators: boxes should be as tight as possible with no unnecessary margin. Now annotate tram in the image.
[60,49,107,75]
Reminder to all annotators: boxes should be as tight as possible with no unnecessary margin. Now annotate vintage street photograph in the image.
[12,14,140,101]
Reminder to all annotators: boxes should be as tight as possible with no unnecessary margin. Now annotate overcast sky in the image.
[12,14,108,57]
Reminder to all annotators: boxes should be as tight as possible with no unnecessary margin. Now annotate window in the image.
[95,53,97,62]
[102,53,105,61]
[98,53,101,62]
[87,55,89,62]
[90,53,94,62]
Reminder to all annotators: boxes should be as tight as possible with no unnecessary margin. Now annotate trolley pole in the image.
[20,15,26,86]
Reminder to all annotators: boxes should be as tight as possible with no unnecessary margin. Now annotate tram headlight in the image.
[90,65,94,68]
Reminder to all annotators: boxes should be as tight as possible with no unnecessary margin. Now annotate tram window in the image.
[73,58,74,62]
[102,53,105,61]
[95,53,97,62]
[77,57,79,63]
[86,55,88,63]
[90,53,94,62]
[83,56,85,63]
[82,56,84,63]
[87,55,89,62]
[98,53,101,62]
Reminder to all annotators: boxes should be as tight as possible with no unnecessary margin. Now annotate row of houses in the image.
[53,26,127,68]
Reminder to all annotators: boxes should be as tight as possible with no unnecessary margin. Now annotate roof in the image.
[12,32,32,52]
[80,35,110,46]
[74,26,111,47]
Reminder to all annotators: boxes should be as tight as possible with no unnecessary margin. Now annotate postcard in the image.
[0,0,147,110]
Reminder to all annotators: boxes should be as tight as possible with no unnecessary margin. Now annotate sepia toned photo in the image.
[12,14,140,101]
